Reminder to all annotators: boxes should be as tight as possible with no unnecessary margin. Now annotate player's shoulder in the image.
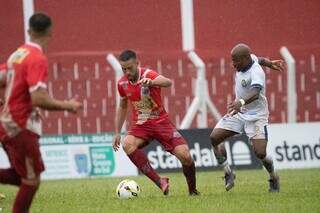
[250,55,264,71]
[23,44,47,62]
[141,67,159,79]
[118,75,129,85]
[250,62,265,79]
[250,54,259,63]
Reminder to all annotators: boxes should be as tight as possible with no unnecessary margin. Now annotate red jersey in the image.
[0,42,48,139]
[117,68,169,125]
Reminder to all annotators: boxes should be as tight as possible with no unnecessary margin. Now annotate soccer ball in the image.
[116,179,141,199]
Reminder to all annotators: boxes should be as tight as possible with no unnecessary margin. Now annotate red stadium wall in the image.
[0,0,319,134]
[35,0,182,54]
[0,1,24,61]
[194,0,320,57]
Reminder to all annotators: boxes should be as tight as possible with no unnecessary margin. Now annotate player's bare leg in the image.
[210,128,238,191]
[172,144,199,195]
[252,139,279,192]
[123,135,169,195]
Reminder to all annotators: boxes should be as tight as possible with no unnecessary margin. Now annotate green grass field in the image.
[1,169,319,213]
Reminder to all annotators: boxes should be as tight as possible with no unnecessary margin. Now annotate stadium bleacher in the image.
[43,51,320,134]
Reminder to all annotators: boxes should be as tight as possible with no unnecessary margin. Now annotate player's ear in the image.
[28,29,36,38]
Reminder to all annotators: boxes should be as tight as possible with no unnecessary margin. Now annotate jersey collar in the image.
[26,42,43,52]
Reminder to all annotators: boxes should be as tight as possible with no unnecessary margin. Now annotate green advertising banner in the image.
[90,146,115,175]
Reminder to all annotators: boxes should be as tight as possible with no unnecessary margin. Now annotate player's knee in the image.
[255,150,266,160]
[210,134,222,147]
[122,140,138,154]
[181,152,194,165]
[21,176,40,187]
[174,147,193,165]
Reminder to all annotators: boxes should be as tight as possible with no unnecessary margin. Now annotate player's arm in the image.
[258,57,285,72]
[0,71,6,105]
[113,97,128,151]
[139,75,172,87]
[151,75,172,87]
[31,88,82,113]
[227,86,261,115]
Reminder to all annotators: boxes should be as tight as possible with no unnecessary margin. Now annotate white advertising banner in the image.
[0,134,138,179]
[267,122,320,169]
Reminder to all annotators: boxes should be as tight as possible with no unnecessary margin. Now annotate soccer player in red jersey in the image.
[0,13,82,213]
[112,50,199,196]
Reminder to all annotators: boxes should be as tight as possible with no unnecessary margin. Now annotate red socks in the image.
[1,169,39,212]
[128,149,161,185]
[13,183,39,213]
[0,168,21,186]
[182,162,197,193]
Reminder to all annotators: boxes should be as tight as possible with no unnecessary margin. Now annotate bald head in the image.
[231,43,251,58]
[231,43,252,71]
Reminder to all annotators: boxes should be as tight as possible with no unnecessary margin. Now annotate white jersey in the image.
[235,54,269,121]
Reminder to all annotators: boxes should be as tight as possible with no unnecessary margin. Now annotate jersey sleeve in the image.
[251,65,265,90]
[144,70,159,80]
[27,57,48,93]
[117,81,127,99]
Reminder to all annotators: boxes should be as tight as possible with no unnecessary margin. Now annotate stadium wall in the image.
[1,1,319,60]
[0,1,319,131]
[1,123,319,179]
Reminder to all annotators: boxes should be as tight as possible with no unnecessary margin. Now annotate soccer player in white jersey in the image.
[210,43,281,192]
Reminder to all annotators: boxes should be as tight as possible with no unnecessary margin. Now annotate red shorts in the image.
[2,130,44,179]
[128,119,186,152]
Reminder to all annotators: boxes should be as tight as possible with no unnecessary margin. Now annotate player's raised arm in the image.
[258,57,285,72]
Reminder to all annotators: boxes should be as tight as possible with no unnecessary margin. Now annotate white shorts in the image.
[215,114,268,140]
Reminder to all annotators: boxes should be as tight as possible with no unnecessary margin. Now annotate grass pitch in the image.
[1,169,319,213]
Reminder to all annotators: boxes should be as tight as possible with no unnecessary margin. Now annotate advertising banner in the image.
[144,122,320,173]
[267,122,320,169]
[144,129,262,173]
[1,122,319,179]
[0,133,138,179]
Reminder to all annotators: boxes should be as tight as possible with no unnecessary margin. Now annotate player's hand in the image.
[227,100,242,116]
[270,60,285,72]
[34,108,43,121]
[112,134,121,151]
[138,78,153,86]
[66,97,83,113]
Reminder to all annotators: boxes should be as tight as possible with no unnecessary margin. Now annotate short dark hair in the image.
[29,12,52,36]
[119,50,137,61]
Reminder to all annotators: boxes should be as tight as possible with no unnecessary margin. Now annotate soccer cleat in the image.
[189,189,201,196]
[268,175,280,192]
[224,171,236,191]
[160,177,169,195]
